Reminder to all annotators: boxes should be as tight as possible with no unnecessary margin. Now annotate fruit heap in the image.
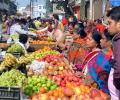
[27,53,70,76]
[48,71,82,87]
[38,54,64,63]
[0,69,26,87]
[31,40,55,44]
[28,47,59,61]
[30,85,109,100]
[24,75,58,96]
[33,54,70,75]
[0,53,18,72]
[7,43,25,54]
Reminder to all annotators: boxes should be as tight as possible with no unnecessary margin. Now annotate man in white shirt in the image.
[7,18,36,43]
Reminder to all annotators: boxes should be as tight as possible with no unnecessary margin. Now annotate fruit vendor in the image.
[7,34,30,55]
[7,18,36,44]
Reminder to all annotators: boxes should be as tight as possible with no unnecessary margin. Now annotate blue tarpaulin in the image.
[110,0,120,6]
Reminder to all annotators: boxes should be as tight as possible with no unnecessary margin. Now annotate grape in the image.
[7,43,25,54]
[0,69,26,88]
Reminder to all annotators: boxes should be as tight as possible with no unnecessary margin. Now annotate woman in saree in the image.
[82,29,113,94]
[82,31,102,75]
[87,29,113,94]
[68,28,88,67]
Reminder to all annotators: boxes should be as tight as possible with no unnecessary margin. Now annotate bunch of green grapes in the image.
[0,69,26,88]
[7,43,25,54]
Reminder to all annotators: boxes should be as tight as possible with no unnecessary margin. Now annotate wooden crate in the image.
[30,43,56,51]
[0,43,10,49]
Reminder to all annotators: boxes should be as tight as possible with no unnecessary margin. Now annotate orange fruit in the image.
[47,91,53,96]
[80,84,85,92]
[39,87,46,94]
[85,86,90,93]
[53,91,59,97]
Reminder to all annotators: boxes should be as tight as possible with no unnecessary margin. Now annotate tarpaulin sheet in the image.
[110,0,120,6]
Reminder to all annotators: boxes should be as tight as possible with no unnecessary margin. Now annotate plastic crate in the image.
[0,87,21,100]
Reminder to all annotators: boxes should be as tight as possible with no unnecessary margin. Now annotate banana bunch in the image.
[18,55,31,65]
[0,53,18,71]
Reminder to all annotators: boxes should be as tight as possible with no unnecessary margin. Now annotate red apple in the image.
[90,89,101,98]
[63,87,74,97]
[61,81,66,87]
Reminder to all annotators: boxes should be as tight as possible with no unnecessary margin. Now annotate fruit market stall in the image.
[30,40,56,51]
[0,45,110,100]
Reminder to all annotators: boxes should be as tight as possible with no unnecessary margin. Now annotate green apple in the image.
[41,76,47,81]
[41,80,46,84]
[28,84,33,88]
[44,87,49,92]
[37,83,42,88]
[42,84,47,87]
[46,82,51,88]
[50,85,57,90]
[33,86,38,92]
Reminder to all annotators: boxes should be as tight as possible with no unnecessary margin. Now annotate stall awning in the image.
[110,0,120,6]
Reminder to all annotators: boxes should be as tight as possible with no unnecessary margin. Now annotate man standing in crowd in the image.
[107,6,120,100]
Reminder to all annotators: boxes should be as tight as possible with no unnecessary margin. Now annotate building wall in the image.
[67,0,105,20]
[32,5,46,18]
[85,0,103,20]
[9,1,17,15]
[0,0,9,12]
[0,0,16,15]
[93,0,103,19]
[32,0,46,18]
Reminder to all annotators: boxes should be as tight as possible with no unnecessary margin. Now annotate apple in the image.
[68,76,73,81]
[49,96,57,100]
[48,66,53,70]
[90,89,101,98]
[70,95,79,100]
[60,81,66,87]
[63,87,74,97]
[46,82,51,88]
[94,96,104,100]
[59,66,64,71]
[31,93,39,100]
[38,94,49,100]
[74,82,81,86]
[50,85,57,90]
[73,87,81,96]
[99,90,108,99]
[73,77,79,82]
[62,96,70,100]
